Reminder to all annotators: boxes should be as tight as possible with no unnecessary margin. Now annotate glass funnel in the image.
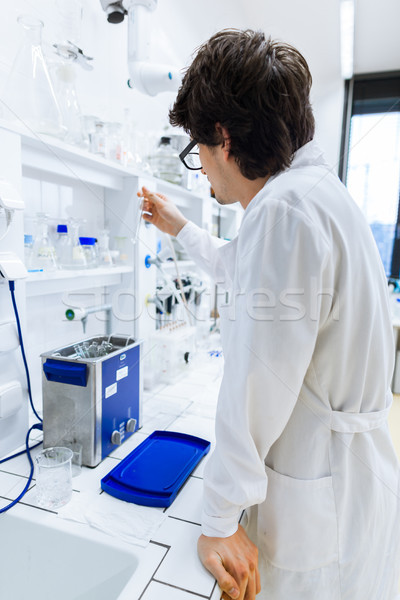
[1,15,65,137]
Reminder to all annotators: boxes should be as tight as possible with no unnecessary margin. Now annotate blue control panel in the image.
[101,344,141,459]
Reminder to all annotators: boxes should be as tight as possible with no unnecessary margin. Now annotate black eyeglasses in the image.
[179,139,202,170]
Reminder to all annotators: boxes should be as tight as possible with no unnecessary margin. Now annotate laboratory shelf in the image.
[26,265,133,297]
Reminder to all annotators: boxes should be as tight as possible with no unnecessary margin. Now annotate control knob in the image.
[126,418,137,433]
[111,430,122,445]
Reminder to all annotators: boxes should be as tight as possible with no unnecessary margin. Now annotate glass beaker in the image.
[1,15,65,137]
[35,447,73,509]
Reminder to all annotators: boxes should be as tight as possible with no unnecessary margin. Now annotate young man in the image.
[139,30,400,600]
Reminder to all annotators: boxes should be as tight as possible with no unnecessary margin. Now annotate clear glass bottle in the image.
[31,215,57,272]
[67,221,87,269]
[105,122,122,162]
[79,237,98,268]
[90,121,106,156]
[2,15,65,137]
[55,224,74,269]
[97,230,113,267]
[149,136,183,185]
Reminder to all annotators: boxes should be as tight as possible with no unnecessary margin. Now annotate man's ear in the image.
[215,122,231,161]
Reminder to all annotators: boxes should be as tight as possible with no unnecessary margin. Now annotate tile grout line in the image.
[167,514,202,527]
[151,578,210,598]
[138,543,171,600]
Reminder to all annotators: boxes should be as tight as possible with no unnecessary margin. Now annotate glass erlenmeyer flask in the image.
[31,214,58,272]
[1,15,65,137]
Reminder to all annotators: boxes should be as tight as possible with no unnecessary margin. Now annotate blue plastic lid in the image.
[101,430,210,507]
[79,237,96,246]
[57,224,68,233]
[24,234,33,244]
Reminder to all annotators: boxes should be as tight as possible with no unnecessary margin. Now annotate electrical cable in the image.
[0,281,44,513]
[8,280,42,422]
[0,422,43,514]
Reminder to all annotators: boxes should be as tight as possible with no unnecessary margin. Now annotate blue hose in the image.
[0,423,43,514]
[0,281,44,513]
[8,280,42,423]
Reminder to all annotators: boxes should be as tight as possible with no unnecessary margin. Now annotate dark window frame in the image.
[339,71,400,279]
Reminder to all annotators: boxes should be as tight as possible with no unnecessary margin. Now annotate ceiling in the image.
[153,0,400,91]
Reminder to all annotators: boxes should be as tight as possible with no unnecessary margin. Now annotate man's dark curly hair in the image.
[169,29,315,180]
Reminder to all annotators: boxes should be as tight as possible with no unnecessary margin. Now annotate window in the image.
[340,73,400,278]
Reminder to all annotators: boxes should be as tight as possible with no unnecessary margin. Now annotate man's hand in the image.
[137,186,188,236]
[198,525,261,600]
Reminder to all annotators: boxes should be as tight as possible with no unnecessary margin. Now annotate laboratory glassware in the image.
[55,224,75,269]
[97,230,113,267]
[24,234,34,271]
[31,215,57,271]
[105,122,122,162]
[1,15,65,137]
[90,121,106,156]
[35,447,73,509]
[149,136,183,185]
[65,221,87,269]
[53,62,84,146]
[81,114,99,151]
[79,237,98,268]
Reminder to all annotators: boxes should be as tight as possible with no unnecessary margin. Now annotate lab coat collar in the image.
[244,139,328,215]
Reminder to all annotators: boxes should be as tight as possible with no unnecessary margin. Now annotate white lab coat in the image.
[176,140,400,599]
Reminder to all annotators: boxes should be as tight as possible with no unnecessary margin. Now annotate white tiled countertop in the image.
[0,352,225,600]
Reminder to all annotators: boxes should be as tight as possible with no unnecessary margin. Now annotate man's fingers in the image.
[205,554,240,599]
[141,186,165,205]
[243,565,257,600]
[255,566,261,595]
